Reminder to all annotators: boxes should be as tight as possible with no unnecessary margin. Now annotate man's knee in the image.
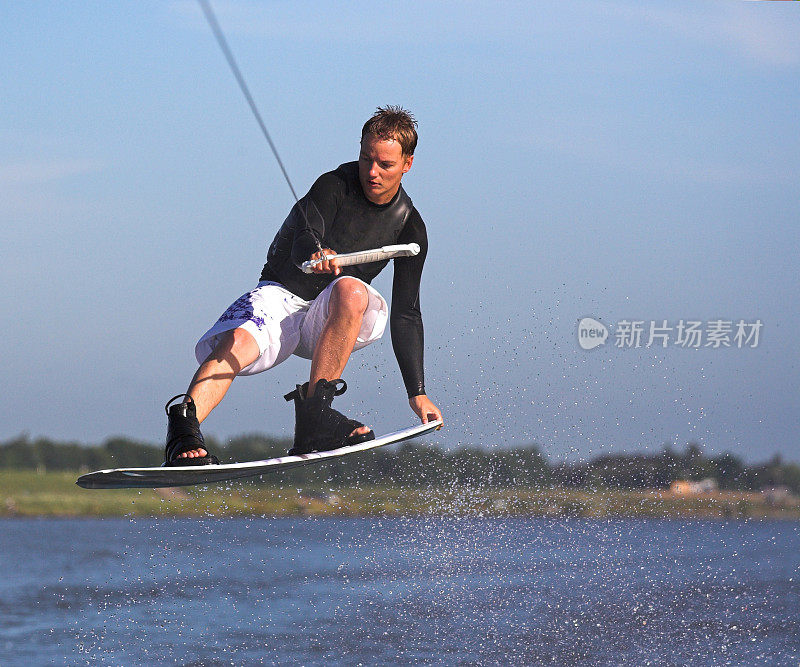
[330,278,369,316]
[210,328,259,369]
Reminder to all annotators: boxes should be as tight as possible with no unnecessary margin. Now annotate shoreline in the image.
[2,471,798,520]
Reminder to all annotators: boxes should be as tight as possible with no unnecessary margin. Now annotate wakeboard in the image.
[76,419,442,490]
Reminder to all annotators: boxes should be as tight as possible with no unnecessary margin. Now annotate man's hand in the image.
[409,394,443,425]
[309,248,341,275]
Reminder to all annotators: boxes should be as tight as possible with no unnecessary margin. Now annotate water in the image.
[1,517,798,665]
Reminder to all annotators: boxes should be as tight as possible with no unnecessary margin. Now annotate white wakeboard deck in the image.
[76,420,442,490]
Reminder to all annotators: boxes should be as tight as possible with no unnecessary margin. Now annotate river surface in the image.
[1,517,798,665]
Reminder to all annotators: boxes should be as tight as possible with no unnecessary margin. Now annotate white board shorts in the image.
[194,277,388,376]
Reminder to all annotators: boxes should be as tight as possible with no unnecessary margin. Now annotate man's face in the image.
[358,133,414,205]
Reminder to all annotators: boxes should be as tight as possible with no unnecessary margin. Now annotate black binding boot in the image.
[164,394,220,466]
[284,379,374,455]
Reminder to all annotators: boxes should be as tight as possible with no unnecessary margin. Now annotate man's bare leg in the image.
[307,278,371,437]
[175,327,260,459]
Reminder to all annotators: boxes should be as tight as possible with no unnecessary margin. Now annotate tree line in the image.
[0,433,797,492]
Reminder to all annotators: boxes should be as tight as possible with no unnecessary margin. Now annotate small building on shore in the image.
[670,478,718,495]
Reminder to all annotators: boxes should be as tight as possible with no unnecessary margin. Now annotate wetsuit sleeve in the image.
[390,208,427,398]
[290,172,343,265]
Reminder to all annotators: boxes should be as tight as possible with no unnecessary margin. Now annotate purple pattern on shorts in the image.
[218,292,267,330]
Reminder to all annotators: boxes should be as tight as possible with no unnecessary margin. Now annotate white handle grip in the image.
[300,243,420,274]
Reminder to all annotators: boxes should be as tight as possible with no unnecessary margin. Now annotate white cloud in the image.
[172,1,800,67]
[604,1,800,68]
[172,0,560,45]
[523,124,795,188]
[0,158,105,221]
[0,158,104,186]
[721,9,800,67]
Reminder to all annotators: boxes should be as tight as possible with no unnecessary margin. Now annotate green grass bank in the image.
[2,470,798,519]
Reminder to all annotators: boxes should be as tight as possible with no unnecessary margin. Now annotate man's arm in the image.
[390,210,443,424]
[290,172,343,266]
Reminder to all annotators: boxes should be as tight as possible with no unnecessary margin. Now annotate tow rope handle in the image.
[300,243,420,274]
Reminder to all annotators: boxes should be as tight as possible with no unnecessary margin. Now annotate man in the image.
[163,106,442,465]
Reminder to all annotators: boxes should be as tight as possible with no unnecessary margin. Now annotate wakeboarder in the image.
[162,106,442,466]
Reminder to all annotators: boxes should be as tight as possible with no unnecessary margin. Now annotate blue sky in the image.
[2,1,798,462]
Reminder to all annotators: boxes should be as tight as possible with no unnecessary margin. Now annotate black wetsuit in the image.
[260,162,427,398]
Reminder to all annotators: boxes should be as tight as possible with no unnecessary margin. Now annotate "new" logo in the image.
[577,317,609,350]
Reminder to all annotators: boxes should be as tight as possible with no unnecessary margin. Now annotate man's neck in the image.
[366,185,400,206]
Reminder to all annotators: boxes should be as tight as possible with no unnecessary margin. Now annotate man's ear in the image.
[402,154,414,174]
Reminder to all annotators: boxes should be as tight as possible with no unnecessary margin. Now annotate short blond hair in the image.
[361,106,418,156]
